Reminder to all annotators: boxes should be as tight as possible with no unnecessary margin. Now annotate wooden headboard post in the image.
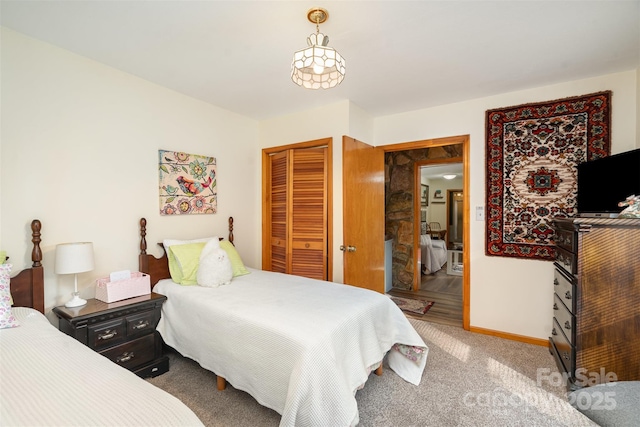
[228,217,234,245]
[10,219,45,313]
[139,217,149,275]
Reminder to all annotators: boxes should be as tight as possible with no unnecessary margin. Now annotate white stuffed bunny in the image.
[197,239,233,287]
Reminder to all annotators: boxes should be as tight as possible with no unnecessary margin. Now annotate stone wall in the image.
[385,144,463,289]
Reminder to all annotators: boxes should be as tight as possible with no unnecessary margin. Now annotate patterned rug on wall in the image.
[485,91,611,260]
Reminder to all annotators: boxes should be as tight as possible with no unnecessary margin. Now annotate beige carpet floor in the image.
[148,318,596,426]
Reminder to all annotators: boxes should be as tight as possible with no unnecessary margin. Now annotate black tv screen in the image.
[577,148,640,217]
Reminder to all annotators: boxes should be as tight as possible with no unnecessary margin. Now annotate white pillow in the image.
[197,240,233,288]
[163,237,220,283]
[0,264,19,329]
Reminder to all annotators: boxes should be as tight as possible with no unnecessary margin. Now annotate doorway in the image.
[380,136,469,329]
[409,162,463,326]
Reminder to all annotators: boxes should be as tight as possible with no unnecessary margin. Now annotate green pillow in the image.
[169,242,207,285]
[220,240,250,277]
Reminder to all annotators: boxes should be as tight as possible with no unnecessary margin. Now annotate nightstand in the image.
[53,292,169,378]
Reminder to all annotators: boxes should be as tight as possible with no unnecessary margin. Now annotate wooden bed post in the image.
[30,220,44,313]
[228,217,234,245]
[139,218,149,274]
[31,220,42,268]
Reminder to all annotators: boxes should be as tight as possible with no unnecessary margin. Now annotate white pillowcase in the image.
[0,263,19,329]
[163,237,220,280]
[197,240,233,288]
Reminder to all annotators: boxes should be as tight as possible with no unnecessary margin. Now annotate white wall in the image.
[374,70,638,339]
[425,177,463,228]
[0,28,261,314]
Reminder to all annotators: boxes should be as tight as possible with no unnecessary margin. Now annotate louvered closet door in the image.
[289,148,327,280]
[269,151,288,273]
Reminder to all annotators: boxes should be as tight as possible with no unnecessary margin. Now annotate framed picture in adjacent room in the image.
[421,184,429,206]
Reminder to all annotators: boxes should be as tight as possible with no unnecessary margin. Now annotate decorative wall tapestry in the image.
[159,150,217,215]
[485,91,611,260]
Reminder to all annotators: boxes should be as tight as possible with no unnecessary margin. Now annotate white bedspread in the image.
[154,268,428,427]
[420,234,448,273]
[0,307,203,427]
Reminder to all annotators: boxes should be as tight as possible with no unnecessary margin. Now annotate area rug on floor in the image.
[388,296,434,315]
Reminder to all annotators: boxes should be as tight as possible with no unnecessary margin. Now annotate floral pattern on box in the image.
[159,150,217,215]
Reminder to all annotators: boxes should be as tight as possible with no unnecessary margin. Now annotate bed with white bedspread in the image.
[154,268,428,427]
[0,219,203,427]
[1,308,204,426]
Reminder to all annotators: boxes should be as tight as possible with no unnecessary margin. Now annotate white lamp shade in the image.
[55,242,95,274]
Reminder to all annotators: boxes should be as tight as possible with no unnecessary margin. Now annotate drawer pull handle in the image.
[552,327,557,336]
[564,321,571,330]
[565,291,572,300]
[553,278,559,286]
[553,303,558,310]
[98,330,117,340]
[117,352,134,363]
[132,320,150,330]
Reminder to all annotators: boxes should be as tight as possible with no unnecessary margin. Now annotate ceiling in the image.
[421,163,463,180]
[1,1,638,121]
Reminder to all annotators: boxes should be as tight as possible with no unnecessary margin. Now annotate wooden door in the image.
[342,136,385,293]
[268,151,288,273]
[264,145,329,281]
[290,148,328,279]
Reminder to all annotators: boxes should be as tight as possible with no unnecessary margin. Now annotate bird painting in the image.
[159,149,217,216]
[176,175,213,196]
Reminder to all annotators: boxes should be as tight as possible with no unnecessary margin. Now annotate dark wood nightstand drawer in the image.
[126,310,156,338]
[134,355,170,378]
[101,334,156,370]
[53,293,169,378]
[88,318,126,350]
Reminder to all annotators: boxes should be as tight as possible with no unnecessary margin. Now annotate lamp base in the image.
[65,292,87,308]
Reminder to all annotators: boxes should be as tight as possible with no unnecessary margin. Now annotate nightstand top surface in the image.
[53,292,166,320]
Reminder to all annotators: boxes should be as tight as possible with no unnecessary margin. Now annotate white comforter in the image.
[0,307,203,427]
[154,268,428,427]
[420,234,448,273]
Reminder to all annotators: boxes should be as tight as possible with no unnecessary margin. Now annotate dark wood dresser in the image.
[53,292,169,378]
[550,217,640,390]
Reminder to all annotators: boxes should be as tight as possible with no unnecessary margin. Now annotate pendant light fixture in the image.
[291,7,346,90]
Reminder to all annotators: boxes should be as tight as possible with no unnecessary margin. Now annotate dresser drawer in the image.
[553,269,576,313]
[553,293,575,344]
[551,318,575,376]
[126,310,156,338]
[100,334,156,370]
[554,228,576,253]
[555,246,576,276]
[88,318,126,350]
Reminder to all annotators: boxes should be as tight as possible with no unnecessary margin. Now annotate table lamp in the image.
[55,242,95,308]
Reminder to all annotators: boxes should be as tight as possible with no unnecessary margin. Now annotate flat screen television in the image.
[577,148,640,217]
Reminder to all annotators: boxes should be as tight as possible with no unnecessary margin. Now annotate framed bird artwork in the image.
[158,149,217,215]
